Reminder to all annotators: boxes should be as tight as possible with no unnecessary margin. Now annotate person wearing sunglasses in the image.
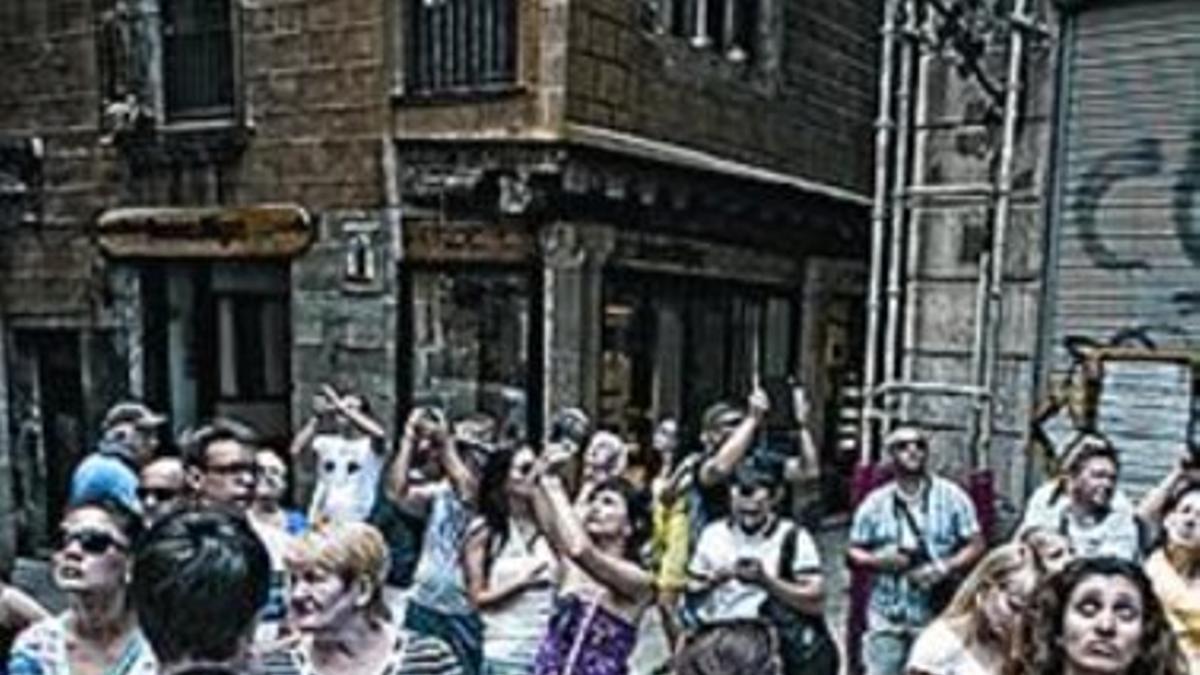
[183,419,260,513]
[687,462,836,675]
[138,457,186,525]
[9,496,156,675]
[906,542,1041,675]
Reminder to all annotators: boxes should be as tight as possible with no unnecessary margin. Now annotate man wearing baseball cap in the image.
[68,400,168,515]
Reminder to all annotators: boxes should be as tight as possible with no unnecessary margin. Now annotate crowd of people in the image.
[0,382,1196,675]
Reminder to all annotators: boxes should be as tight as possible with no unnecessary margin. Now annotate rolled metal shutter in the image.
[1050,0,1200,495]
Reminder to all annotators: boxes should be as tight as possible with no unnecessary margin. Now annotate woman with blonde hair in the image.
[262,522,462,675]
[906,542,1041,675]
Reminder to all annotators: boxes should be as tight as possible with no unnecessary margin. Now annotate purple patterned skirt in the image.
[532,595,637,675]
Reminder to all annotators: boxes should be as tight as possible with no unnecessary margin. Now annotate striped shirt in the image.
[257,630,463,675]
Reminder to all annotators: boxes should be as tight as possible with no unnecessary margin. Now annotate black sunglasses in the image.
[60,528,128,555]
[137,486,181,502]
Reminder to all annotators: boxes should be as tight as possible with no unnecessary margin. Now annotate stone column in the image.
[540,222,615,426]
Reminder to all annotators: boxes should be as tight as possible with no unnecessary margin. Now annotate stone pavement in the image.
[12,524,854,675]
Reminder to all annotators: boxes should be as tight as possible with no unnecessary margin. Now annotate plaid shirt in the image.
[849,476,980,627]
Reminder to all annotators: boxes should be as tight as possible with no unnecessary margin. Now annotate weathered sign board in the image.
[1094,351,1198,500]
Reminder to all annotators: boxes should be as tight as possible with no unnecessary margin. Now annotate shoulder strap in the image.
[779,523,798,581]
[895,494,940,563]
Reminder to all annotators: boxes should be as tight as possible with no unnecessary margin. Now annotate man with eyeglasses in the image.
[687,461,836,675]
[182,418,260,513]
[139,456,186,525]
[847,425,985,675]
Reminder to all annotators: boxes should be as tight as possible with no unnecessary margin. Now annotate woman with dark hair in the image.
[530,446,654,675]
[1144,481,1200,673]
[463,446,559,675]
[1008,556,1187,675]
[9,497,156,675]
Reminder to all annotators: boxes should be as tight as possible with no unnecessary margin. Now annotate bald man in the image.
[139,457,186,525]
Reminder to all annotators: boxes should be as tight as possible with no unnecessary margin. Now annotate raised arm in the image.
[324,385,387,441]
[288,416,319,458]
[1138,456,1200,522]
[383,411,437,511]
[698,389,769,488]
[536,471,654,603]
[440,433,480,506]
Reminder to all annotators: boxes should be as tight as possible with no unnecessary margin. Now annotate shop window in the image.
[410,270,533,438]
[601,274,796,447]
[162,0,236,121]
[217,295,288,400]
[401,0,518,96]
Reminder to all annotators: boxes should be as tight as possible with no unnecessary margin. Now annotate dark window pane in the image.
[406,0,517,94]
[163,0,234,120]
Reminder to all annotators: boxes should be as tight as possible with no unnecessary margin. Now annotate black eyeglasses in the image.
[203,461,258,478]
[60,528,128,555]
[137,486,181,502]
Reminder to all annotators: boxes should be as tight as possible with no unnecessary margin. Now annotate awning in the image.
[96,204,312,258]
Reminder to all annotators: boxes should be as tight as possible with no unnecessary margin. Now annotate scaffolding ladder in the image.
[858,0,1050,478]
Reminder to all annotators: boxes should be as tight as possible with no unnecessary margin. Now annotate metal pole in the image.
[976,0,1031,469]
[883,0,917,420]
[859,0,901,466]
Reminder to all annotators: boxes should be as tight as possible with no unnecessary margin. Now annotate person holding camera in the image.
[385,407,483,675]
[686,461,836,675]
[290,384,387,525]
[847,425,985,675]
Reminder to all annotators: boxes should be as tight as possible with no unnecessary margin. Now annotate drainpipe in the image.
[976,0,1033,469]
[859,0,901,468]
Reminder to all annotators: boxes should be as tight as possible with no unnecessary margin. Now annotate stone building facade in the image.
[897,0,1200,508]
[0,0,879,554]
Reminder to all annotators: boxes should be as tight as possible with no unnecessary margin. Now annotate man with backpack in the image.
[687,461,837,675]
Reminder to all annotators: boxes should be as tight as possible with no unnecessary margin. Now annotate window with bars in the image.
[648,0,760,63]
[162,0,235,121]
[404,0,519,95]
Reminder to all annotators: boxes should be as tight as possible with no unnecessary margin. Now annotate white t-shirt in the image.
[310,434,383,524]
[907,620,992,675]
[1019,479,1141,562]
[688,517,821,623]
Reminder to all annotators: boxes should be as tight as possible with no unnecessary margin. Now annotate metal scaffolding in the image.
[858,0,1050,471]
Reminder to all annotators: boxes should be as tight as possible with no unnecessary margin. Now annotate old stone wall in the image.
[901,4,1061,503]
[565,0,881,195]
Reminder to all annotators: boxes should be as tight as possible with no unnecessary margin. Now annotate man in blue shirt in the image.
[847,425,985,675]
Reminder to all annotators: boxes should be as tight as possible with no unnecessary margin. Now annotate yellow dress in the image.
[1146,549,1200,675]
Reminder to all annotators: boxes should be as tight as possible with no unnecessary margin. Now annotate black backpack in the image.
[759,525,840,675]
